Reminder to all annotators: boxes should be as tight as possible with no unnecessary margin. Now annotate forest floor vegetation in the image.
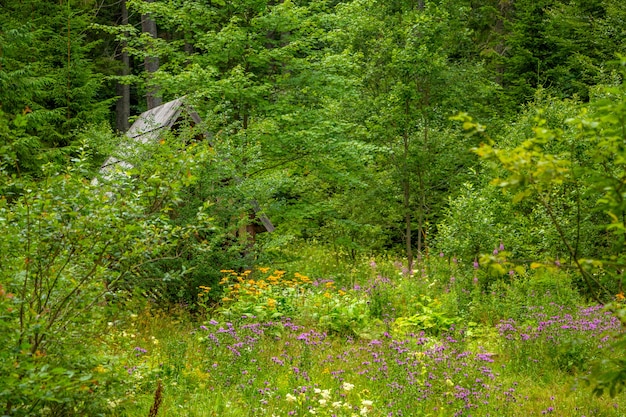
[100,249,626,417]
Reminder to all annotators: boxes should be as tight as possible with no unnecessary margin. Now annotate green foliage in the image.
[0,129,214,414]
[455,57,626,396]
[464,72,626,301]
[100,253,626,416]
[5,0,626,408]
[392,295,460,337]
[312,291,371,337]
[435,182,513,259]
[0,1,112,177]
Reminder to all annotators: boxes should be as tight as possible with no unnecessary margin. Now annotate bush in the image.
[0,139,207,415]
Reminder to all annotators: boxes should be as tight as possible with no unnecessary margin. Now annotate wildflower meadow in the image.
[94,249,626,417]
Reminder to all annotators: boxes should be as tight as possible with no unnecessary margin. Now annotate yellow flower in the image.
[617,292,625,301]
[220,269,234,273]
[325,281,335,288]
[338,290,346,296]
[323,292,332,298]
[258,267,271,273]
[295,272,311,283]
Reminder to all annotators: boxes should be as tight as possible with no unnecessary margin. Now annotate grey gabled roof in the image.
[98,98,186,174]
[126,98,185,142]
[95,98,275,233]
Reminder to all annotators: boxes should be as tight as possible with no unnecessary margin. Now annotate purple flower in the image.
[499,242,505,251]
[473,259,479,269]
[493,248,499,255]
[134,347,147,356]
[439,252,444,258]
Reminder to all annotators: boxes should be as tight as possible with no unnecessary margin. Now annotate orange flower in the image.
[616,292,625,301]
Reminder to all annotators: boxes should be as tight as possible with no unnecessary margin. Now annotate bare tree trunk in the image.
[403,129,413,274]
[115,0,130,132]
[142,0,161,109]
[493,0,514,86]
[404,180,413,274]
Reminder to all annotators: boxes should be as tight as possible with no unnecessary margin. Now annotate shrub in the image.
[0,139,206,415]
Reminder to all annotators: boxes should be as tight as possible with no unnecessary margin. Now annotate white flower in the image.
[309,409,316,414]
[314,388,322,394]
[361,399,373,407]
[318,399,327,407]
[321,389,331,400]
[332,401,343,408]
[285,393,297,403]
[360,407,369,416]
[342,382,355,391]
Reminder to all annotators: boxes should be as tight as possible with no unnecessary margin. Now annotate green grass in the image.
[98,248,626,417]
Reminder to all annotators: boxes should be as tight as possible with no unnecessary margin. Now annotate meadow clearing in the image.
[106,250,626,417]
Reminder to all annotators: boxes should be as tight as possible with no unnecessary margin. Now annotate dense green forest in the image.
[1,0,626,416]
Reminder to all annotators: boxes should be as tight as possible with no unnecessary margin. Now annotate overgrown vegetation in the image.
[2,0,626,415]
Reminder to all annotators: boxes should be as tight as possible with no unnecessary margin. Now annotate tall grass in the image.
[100,245,625,416]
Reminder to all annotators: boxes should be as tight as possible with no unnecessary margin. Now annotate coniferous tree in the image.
[0,0,111,176]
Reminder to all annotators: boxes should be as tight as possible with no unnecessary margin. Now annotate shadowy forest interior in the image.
[1,0,626,416]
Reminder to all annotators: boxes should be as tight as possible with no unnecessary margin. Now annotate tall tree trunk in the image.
[416,81,430,257]
[403,129,413,274]
[115,0,130,132]
[493,0,514,86]
[142,0,161,109]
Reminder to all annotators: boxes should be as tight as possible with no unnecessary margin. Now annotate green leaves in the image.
[0,131,216,414]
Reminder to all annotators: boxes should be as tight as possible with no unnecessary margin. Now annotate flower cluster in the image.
[193,302,624,417]
[283,382,375,416]
[217,268,313,319]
